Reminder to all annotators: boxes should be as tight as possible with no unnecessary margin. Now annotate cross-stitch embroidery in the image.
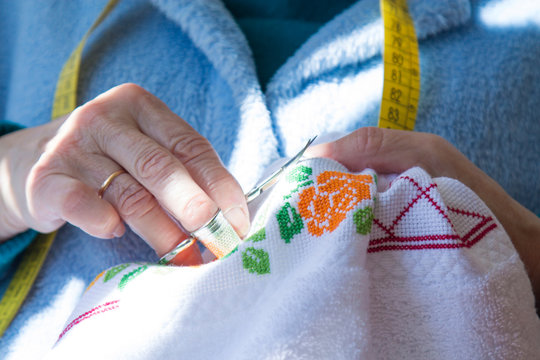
[284,165,314,199]
[242,247,270,275]
[276,202,304,243]
[119,265,148,290]
[104,263,130,283]
[354,207,374,235]
[298,171,373,236]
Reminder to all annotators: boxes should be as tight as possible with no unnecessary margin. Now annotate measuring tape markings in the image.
[0,0,421,338]
[379,0,420,130]
[52,0,120,119]
[0,0,121,338]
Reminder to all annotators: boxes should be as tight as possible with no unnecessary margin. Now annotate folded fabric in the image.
[47,158,540,359]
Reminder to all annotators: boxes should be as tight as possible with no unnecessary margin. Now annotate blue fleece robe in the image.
[0,0,539,357]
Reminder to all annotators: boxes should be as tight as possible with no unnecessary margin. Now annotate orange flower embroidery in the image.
[298,171,373,236]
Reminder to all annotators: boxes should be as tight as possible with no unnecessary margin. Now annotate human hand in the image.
[0,83,250,265]
[306,127,540,304]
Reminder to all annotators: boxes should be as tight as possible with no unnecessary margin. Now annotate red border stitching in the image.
[57,300,120,342]
[368,176,496,252]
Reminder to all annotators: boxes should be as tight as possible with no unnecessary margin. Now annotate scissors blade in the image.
[245,136,317,203]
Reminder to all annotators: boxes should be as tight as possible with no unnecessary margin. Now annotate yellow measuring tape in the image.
[0,0,120,337]
[378,0,420,130]
[0,0,420,337]
[52,0,121,119]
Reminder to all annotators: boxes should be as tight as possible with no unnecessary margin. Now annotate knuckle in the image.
[113,83,159,113]
[134,146,177,184]
[116,181,157,220]
[115,82,146,100]
[199,165,233,194]
[170,133,214,166]
[180,193,217,231]
[70,99,106,131]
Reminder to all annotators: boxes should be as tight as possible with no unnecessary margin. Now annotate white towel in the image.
[47,158,540,359]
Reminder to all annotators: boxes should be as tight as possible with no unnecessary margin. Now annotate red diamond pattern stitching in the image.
[368,175,497,253]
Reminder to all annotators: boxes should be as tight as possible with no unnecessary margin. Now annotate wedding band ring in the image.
[98,169,126,199]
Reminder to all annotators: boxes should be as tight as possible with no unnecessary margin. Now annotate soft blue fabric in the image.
[0,0,539,356]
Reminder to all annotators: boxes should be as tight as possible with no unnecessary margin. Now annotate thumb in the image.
[305,127,445,175]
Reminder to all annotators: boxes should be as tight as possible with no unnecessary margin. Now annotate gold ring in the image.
[98,169,126,199]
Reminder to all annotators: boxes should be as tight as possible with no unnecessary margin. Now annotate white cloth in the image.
[47,159,540,359]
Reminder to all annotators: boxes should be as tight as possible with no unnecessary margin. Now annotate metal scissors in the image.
[159,136,317,264]
[244,136,317,203]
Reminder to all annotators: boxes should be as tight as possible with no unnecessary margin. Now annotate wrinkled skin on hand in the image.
[0,84,250,265]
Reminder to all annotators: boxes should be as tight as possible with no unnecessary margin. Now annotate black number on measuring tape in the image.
[392,35,402,48]
[392,20,401,33]
[392,52,404,66]
[390,88,402,103]
[388,107,400,122]
[391,69,402,82]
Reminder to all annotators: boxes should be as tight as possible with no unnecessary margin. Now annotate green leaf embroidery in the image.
[286,165,312,183]
[284,165,313,199]
[118,264,148,290]
[242,247,270,275]
[276,202,304,243]
[104,263,130,283]
[246,227,266,243]
[353,207,374,235]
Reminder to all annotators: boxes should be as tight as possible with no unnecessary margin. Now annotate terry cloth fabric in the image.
[46,158,540,359]
[2,0,540,356]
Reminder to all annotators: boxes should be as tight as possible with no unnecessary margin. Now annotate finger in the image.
[28,173,123,238]
[76,155,195,257]
[133,97,250,236]
[92,84,249,235]
[305,127,444,174]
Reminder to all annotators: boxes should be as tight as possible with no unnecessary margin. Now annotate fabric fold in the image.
[47,159,540,359]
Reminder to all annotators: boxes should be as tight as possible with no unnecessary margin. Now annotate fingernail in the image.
[224,206,250,238]
[113,223,125,238]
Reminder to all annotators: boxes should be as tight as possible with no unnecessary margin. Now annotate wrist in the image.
[0,121,30,242]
